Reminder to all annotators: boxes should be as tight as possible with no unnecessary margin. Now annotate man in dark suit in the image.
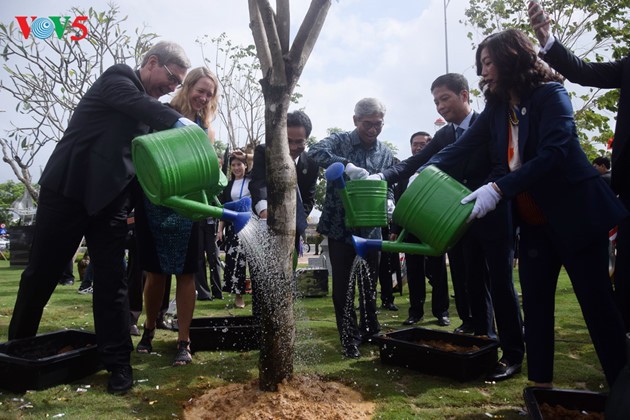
[376,73,525,381]
[529,2,630,331]
[249,110,319,240]
[8,41,191,394]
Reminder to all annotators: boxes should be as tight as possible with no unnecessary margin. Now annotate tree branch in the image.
[248,0,273,77]
[276,0,290,53]
[287,0,331,87]
[255,0,287,87]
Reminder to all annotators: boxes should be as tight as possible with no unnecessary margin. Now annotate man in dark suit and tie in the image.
[375,73,525,381]
[530,2,630,331]
[8,41,191,394]
[249,110,319,239]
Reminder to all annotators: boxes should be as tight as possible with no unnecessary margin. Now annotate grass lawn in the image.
[0,258,609,419]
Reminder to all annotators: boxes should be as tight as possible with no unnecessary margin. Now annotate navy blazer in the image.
[544,41,630,198]
[427,82,628,252]
[39,64,181,215]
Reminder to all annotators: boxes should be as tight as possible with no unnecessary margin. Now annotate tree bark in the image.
[257,85,296,391]
[248,0,331,392]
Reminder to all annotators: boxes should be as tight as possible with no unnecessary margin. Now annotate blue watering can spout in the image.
[352,235,383,258]
[325,162,346,189]
[222,196,252,233]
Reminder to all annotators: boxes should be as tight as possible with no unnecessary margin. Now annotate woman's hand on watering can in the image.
[367,173,384,181]
[344,163,369,180]
[173,117,196,128]
[461,182,501,222]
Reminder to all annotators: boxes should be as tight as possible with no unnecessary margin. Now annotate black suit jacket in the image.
[39,64,181,215]
[382,112,496,189]
[249,144,319,218]
[544,40,630,198]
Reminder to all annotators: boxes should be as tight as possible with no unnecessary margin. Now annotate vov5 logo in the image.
[15,16,88,41]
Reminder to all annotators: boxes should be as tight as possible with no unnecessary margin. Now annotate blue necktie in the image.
[455,126,465,140]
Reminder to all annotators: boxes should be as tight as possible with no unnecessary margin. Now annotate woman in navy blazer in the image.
[427,29,628,388]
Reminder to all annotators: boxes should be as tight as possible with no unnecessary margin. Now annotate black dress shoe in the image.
[485,359,522,382]
[342,345,361,358]
[107,365,133,395]
[437,316,451,326]
[381,302,399,311]
[402,315,423,326]
[454,323,475,334]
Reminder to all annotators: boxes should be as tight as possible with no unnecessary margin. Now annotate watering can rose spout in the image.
[352,235,382,259]
[222,196,253,233]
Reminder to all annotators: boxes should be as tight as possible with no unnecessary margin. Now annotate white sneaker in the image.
[78,286,93,294]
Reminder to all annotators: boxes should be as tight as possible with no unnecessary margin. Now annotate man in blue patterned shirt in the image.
[308,98,395,358]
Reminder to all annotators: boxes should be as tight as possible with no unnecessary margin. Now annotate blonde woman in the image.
[135,67,220,366]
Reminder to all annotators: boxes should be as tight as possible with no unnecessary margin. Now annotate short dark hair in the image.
[593,156,611,169]
[409,131,431,145]
[430,73,469,95]
[287,110,312,138]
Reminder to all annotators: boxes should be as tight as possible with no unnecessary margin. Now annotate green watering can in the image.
[324,162,388,228]
[325,162,473,257]
[132,125,251,233]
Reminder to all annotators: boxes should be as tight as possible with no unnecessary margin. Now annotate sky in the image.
[0,0,492,183]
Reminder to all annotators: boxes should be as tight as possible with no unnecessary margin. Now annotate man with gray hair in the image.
[8,40,191,394]
[308,98,395,358]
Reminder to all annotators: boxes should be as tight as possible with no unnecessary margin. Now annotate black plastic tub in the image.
[523,387,607,420]
[181,316,260,353]
[372,327,499,381]
[0,330,102,392]
[295,268,329,297]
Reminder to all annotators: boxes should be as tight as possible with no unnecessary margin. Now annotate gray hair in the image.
[141,40,191,69]
[354,98,386,118]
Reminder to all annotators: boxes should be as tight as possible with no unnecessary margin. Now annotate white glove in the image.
[461,182,501,222]
[386,199,395,222]
[367,173,384,181]
[344,163,369,180]
[173,117,196,128]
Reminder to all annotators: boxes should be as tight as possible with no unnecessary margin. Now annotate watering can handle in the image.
[325,162,346,189]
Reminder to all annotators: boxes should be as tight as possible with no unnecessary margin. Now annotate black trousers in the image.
[463,216,524,364]
[9,186,134,369]
[446,241,473,325]
[328,237,380,347]
[405,233,449,320]
[378,226,396,305]
[196,220,223,299]
[519,223,626,385]
[614,195,630,332]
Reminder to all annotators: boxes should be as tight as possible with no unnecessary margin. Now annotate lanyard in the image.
[238,178,245,199]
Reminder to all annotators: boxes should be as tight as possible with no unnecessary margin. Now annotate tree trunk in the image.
[257,85,297,391]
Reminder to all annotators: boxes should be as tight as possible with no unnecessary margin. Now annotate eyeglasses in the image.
[163,64,182,87]
[360,120,384,130]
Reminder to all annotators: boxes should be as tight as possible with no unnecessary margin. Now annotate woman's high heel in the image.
[136,325,155,354]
